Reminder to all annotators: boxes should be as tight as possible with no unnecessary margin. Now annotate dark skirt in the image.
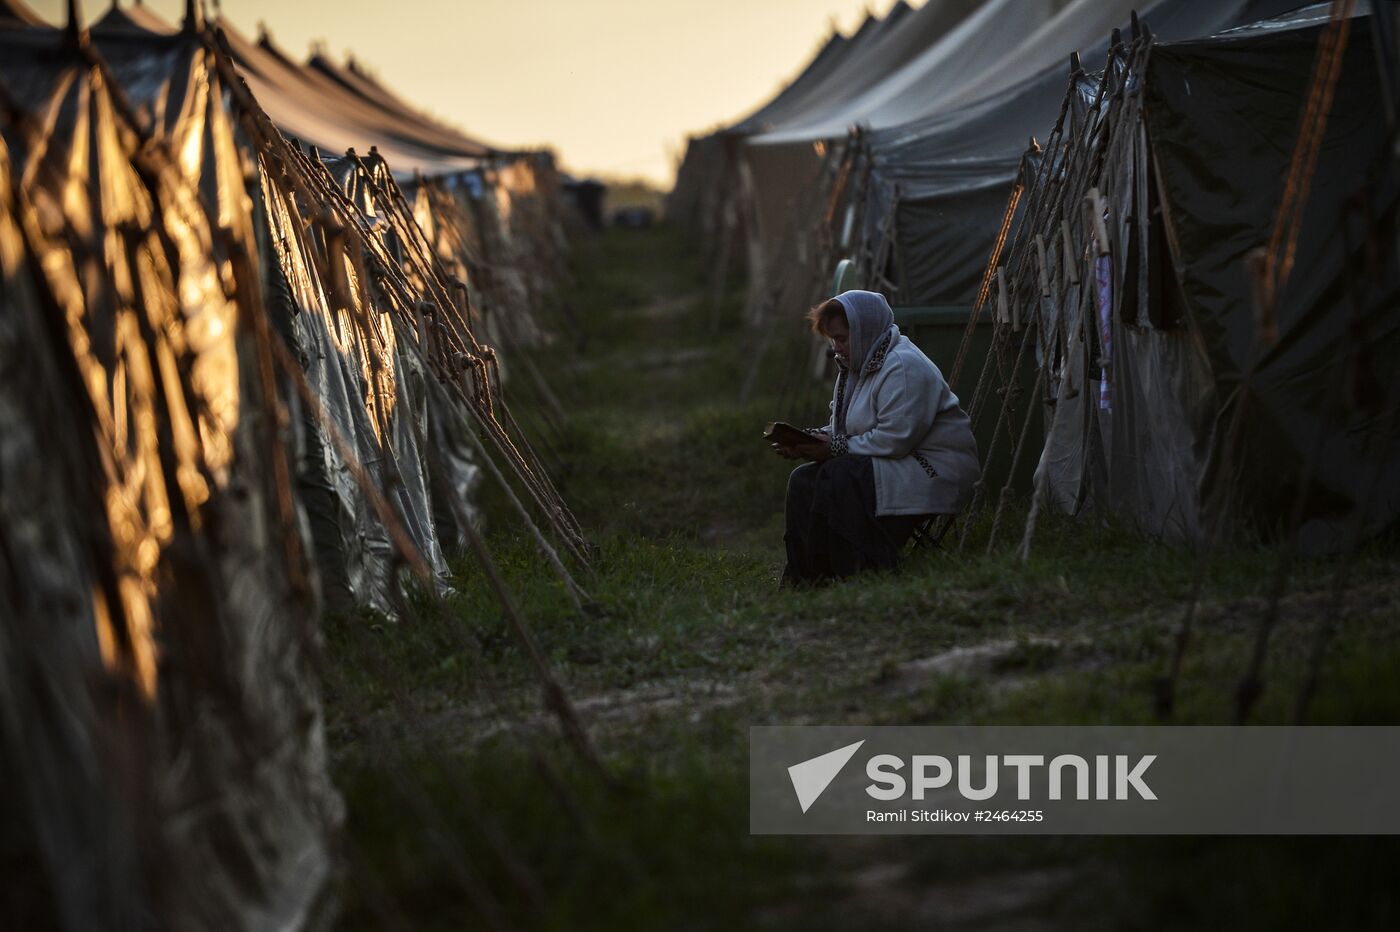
[783,455,926,584]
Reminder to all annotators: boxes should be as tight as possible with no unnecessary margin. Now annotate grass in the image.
[325,226,1400,930]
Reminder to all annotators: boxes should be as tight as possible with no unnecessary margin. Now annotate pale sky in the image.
[36,0,902,186]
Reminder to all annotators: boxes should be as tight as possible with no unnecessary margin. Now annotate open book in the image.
[764,421,823,447]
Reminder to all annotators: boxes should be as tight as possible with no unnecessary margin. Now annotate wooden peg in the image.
[1060,219,1080,286]
[1086,188,1110,257]
[996,267,1010,326]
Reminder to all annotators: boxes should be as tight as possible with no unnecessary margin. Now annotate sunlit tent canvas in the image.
[0,3,584,927]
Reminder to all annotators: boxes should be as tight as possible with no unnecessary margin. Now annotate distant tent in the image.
[91,0,178,34]
[674,0,1310,335]
[756,0,1068,144]
[737,0,925,135]
[665,4,913,239]
[306,50,494,158]
[735,0,1301,313]
[668,1,987,327]
[851,0,1306,306]
[666,22,852,238]
[217,19,492,175]
[740,0,992,295]
[81,2,496,175]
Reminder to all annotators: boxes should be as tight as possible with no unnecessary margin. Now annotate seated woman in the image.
[773,290,979,584]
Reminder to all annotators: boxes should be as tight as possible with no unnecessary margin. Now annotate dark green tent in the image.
[986,4,1398,547]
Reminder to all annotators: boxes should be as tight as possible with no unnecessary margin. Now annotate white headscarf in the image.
[833,290,898,435]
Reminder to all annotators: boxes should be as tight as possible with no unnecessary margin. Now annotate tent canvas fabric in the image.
[307,50,493,157]
[92,1,178,34]
[1141,6,1398,543]
[856,0,1311,306]
[1,25,341,929]
[690,0,1302,317]
[668,3,927,241]
[1,11,583,928]
[740,0,1116,308]
[217,19,492,176]
[980,4,1398,546]
[753,0,1063,145]
[84,0,497,177]
[738,0,1014,303]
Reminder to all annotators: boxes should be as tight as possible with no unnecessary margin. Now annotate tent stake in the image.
[996,266,1011,326]
[1060,219,1079,286]
[1086,187,1110,256]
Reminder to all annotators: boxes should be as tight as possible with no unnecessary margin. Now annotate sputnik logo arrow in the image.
[787,739,865,813]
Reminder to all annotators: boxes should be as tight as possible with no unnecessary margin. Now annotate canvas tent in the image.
[708,0,1316,407]
[675,0,1309,327]
[220,9,571,350]
[741,0,1079,288]
[86,1,493,175]
[670,1,990,318]
[1,4,585,928]
[960,2,1398,548]
[665,5,928,258]
[735,0,1302,311]
[1,14,341,928]
[847,0,1307,307]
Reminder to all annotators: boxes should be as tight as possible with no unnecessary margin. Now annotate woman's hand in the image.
[770,431,833,462]
[797,435,833,462]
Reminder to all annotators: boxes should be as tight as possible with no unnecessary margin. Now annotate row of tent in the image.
[672,0,1313,306]
[89,0,493,173]
[670,0,1398,548]
[81,0,574,348]
[1,1,587,928]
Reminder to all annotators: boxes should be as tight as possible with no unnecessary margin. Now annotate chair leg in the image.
[909,515,955,551]
[928,516,956,549]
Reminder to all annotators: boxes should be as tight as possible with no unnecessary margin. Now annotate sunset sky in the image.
[36,0,902,186]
